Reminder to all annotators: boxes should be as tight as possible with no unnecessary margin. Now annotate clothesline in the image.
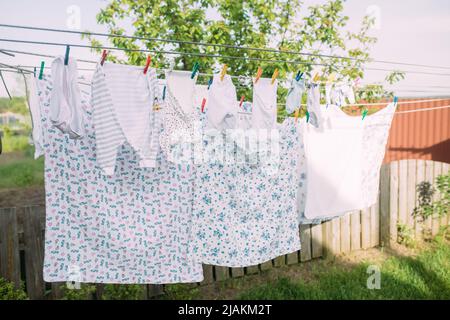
[2,23,450,71]
[2,38,450,77]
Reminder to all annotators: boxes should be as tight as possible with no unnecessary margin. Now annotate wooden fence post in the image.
[0,208,21,289]
[380,163,392,247]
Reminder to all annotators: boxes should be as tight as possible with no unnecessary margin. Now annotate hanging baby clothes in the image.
[252,77,278,129]
[91,62,160,175]
[50,56,85,139]
[189,118,303,267]
[306,83,321,128]
[303,102,396,220]
[160,70,200,163]
[205,73,238,131]
[24,73,44,159]
[285,77,306,114]
[38,76,203,284]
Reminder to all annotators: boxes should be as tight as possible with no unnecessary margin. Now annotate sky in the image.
[0,0,449,97]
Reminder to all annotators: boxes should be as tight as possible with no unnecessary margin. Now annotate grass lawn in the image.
[0,152,44,189]
[163,230,450,300]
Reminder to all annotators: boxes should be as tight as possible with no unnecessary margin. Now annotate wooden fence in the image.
[0,159,448,299]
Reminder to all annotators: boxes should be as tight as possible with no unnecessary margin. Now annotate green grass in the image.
[238,235,450,300]
[0,155,44,189]
[1,134,31,153]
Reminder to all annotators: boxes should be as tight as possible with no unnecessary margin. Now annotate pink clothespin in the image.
[143,55,152,74]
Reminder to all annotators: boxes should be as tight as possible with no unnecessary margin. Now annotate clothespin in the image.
[33,67,36,78]
[220,64,227,81]
[271,68,279,85]
[254,66,263,84]
[64,45,70,66]
[162,85,166,100]
[38,61,45,80]
[306,110,310,123]
[191,62,199,79]
[207,77,213,90]
[143,55,152,74]
[312,72,320,83]
[362,108,368,120]
[239,95,245,107]
[201,98,207,113]
[294,108,300,123]
[295,71,303,81]
[393,96,398,105]
[100,50,108,66]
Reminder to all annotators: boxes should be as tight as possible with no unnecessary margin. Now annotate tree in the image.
[87,0,397,112]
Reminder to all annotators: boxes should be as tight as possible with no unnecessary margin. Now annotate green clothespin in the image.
[38,61,45,80]
[191,62,199,79]
[362,108,368,120]
[64,45,70,65]
[306,110,310,123]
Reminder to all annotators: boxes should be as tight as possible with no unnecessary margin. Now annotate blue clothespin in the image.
[191,62,199,79]
[162,85,166,100]
[207,77,213,90]
[38,61,45,80]
[306,110,310,123]
[393,96,398,104]
[295,71,303,81]
[33,67,36,78]
[362,108,368,120]
[64,45,70,66]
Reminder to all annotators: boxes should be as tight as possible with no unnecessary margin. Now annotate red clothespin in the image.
[254,67,263,84]
[143,55,152,74]
[201,98,207,113]
[100,50,108,66]
[239,95,245,107]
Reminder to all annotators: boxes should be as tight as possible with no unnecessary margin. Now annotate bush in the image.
[102,284,147,300]
[0,278,27,300]
[61,283,97,300]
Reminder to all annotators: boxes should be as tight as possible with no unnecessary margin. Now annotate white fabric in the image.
[205,74,238,131]
[91,62,160,175]
[285,78,306,114]
[24,73,44,159]
[160,70,200,163]
[252,78,278,129]
[50,56,85,139]
[306,83,321,128]
[303,103,396,220]
[38,77,203,284]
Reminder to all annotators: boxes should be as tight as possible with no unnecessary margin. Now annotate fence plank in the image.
[432,162,443,235]
[214,266,230,281]
[147,284,164,298]
[0,208,20,289]
[201,265,214,285]
[415,160,425,238]
[310,223,323,258]
[273,255,285,267]
[398,160,408,226]
[259,260,272,271]
[361,208,371,249]
[424,160,434,235]
[322,220,333,258]
[350,211,361,251]
[230,267,245,278]
[286,250,299,265]
[407,159,417,229]
[245,265,259,275]
[442,163,450,226]
[299,225,312,262]
[340,214,351,254]
[370,196,380,247]
[388,162,398,245]
[331,218,341,255]
[23,206,46,299]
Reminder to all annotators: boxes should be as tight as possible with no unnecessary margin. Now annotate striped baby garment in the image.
[91,62,160,175]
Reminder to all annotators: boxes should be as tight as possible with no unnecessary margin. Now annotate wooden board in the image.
[398,160,408,226]
[415,160,425,238]
[361,208,371,249]
[370,197,380,247]
[214,266,230,281]
[424,160,434,234]
[23,206,46,299]
[350,211,361,251]
[432,162,442,236]
[201,264,214,285]
[406,159,417,228]
[259,260,272,271]
[245,265,259,275]
[310,223,323,258]
[230,267,245,278]
[299,224,311,262]
[0,208,20,289]
[340,214,351,253]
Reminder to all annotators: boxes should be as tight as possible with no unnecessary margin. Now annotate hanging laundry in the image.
[160,70,201,163]
[23,73,44,159]
[285,77,306,114]
[252,77,278,129]
[91,62,160,175]
[306,83,321,128]
[189,118,303,267]
[303,102,396,220]
[50,56,85,139]
[204,73,238,131]
[37,76,203,284]
[330,84,356,107]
